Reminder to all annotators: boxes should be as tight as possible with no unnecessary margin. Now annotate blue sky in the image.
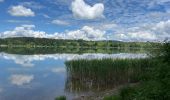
[0,0,170,41]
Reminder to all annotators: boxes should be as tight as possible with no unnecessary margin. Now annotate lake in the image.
[0,48,148,100]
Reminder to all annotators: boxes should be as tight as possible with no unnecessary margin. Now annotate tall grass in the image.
[65,58,153,92]
[55,96,66,100]
[64,42,170,99]
[103,42,170,100]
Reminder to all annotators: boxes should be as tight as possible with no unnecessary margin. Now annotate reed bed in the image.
[65,58,153,92]
[55,96,66,100]
[103,42,170,100]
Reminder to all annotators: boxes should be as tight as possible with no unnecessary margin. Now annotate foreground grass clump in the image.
[65,58,152,92]
[55,96,66,100]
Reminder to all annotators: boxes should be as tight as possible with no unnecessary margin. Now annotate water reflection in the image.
[0,52,147,100]
[0,53,147,67]
[0,88,3,93]
[10,74,34,86]
[51,67,66,73]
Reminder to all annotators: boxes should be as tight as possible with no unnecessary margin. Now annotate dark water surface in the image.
[0,52,147,100]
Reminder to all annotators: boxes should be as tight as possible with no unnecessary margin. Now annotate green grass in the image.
[55,96,66,100]
[104,95,121,100]
[65,58,152,92]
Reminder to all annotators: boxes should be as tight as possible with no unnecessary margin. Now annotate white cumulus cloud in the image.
[71,0,104,19]
[127,31,156,41]
[66,26,105,40]
[8,5,35,17]
[55,26,106,40]
[0,25,46,38]
[115,30,157,42]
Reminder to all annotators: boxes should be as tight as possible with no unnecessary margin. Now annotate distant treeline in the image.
[0,37,161,48]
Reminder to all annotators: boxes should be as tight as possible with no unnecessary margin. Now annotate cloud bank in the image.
[0,25,105,40]
[114,20,170,41]
[0,20,170,41]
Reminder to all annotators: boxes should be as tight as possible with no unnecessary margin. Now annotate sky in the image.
[0,0,170,41]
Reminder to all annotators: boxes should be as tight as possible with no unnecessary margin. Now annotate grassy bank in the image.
[103,42,170,100]
[65,42,170,100]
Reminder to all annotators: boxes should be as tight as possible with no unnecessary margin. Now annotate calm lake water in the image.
[0,51,147,100]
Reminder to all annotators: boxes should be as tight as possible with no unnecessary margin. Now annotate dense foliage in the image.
[0,37,160,48]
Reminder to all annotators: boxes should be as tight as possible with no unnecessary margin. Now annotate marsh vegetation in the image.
[65,58,151,92]
[64,42,170,100]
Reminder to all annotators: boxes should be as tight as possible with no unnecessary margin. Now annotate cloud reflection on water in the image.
[51,67,66,73]
[0,53,147,67]
[10,74,34,86]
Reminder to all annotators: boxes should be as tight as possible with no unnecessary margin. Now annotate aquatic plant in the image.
[65,58,152,92]
[102,42,170,100]
[55,96,66,100]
